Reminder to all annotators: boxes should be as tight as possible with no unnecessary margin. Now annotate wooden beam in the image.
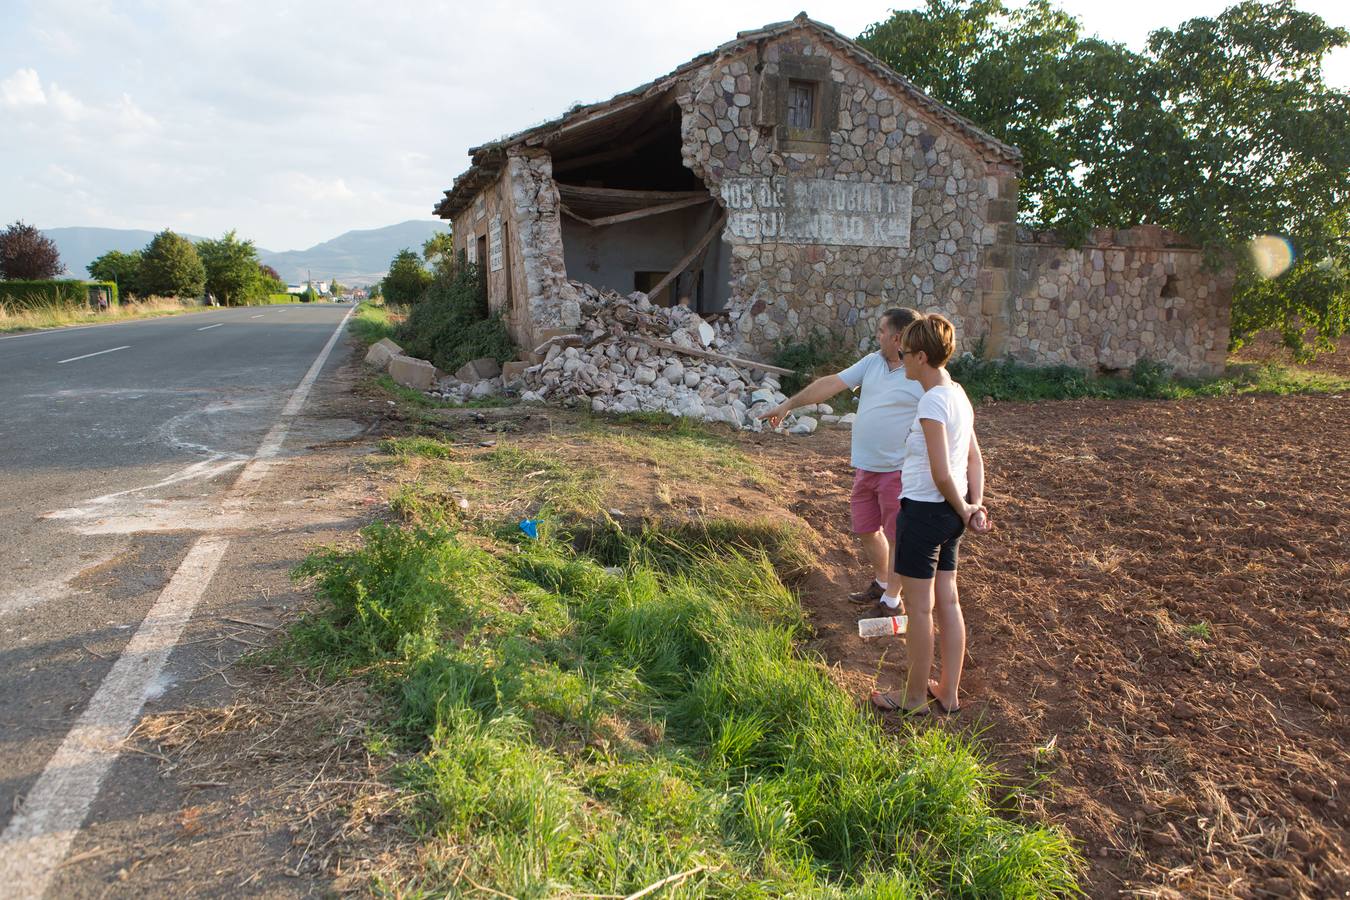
[647,210,728,302]
[583,196,710,229]
[623,333,796,376]
[559,203,590,225]
[555,185,708,203]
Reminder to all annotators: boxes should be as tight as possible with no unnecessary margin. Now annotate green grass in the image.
[286,458,1083,895]
[950,355,1350,403]
[1182,621,1213,641]
[351,301,398,346]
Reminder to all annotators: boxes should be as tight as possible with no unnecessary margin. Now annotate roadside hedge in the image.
[0,280,119,309]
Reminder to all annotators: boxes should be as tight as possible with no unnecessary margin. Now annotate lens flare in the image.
[1248,235,1296,279]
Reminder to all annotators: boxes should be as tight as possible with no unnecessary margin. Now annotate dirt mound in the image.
[759,394,1348,898]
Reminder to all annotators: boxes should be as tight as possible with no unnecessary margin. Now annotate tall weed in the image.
[288,518,1081,896]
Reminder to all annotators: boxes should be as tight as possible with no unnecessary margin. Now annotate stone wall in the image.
[453,151,572,353]
[677,29,1019,360]
[1007,226,1233,377]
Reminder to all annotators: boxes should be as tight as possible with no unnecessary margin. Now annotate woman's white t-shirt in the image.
[901,382,975,503]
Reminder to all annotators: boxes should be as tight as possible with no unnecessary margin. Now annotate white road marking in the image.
[0,305,354,899]
[56,346,129,365]
[0,537,229,899]
[250,314,264,319]
[196,323,222,331]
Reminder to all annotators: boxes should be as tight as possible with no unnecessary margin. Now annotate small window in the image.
[786,80,816,129]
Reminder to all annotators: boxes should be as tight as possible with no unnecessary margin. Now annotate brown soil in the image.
[751,395,1348,899]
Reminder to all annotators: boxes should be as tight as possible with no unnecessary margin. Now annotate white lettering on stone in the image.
[489,216,503,273]
[720,177,912,248]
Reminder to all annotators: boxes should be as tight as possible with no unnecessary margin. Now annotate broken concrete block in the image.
[454,357,502,383]
[501,361,530,384]
[839,412,857,427]
[364,338,403,370]
[389,355,437,391]
[789,416,818,435]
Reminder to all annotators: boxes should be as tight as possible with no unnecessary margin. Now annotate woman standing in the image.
[870,313,991,716]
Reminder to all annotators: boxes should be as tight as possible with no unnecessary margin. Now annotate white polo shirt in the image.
[837,352,926,472]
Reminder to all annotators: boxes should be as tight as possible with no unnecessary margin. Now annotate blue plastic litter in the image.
[518,519,540,540]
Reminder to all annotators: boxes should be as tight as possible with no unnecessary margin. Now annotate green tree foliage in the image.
[257,263,286,295]
[330,280,345,298]
[0,221,63,280]
[87,250,144,299]
[395,261,516,372]
[197,230,267,306]
[858,0,1350,354]
[139,230,206,299]
[383,248,433,305]
[422,230,457,279]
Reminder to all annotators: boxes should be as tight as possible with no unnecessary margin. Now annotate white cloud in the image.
[1,0,1346,249]
[2,68,46,107]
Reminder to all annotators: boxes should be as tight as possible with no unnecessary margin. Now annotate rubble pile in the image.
[432,282,854,432]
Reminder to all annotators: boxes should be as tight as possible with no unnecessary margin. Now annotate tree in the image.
[139,230,206,298]
[88,250,144,298]
[0,220,63,280]
[858,0,1350,354]
[330,280,345,298]
[257,263,286,295]
[382,249,433,305]
[197,230,266,306]
[422,230,457,279]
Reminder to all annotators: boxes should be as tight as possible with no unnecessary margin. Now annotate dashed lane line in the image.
[196,323,223,331]
[0,304,354,899]
[56,346,130,365]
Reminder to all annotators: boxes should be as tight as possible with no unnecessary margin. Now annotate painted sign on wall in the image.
[489,216,504,273]
[474,195,486,221]
[466,234,477,265]
[720,177,913,248]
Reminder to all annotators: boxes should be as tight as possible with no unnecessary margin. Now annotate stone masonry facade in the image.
[438,16,1232,380]
[1009,226,1233,376]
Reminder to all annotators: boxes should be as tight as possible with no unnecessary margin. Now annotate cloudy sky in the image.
[3,0,1347,251]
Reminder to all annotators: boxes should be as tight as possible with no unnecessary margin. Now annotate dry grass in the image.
[0,296,209,333]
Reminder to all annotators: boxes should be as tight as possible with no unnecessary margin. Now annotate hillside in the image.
[43,221,447,286]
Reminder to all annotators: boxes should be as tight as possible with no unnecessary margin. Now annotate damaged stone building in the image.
[435,14,1232,378]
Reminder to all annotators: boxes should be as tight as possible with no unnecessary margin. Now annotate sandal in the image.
[870,690,930,717]
[927,682,960,716]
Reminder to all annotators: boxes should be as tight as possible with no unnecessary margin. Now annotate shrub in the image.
[394,262,516,372]
[772,329,859,395]
[0,280,118,310]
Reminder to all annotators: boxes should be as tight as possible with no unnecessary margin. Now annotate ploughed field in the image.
[781,393,1348,898]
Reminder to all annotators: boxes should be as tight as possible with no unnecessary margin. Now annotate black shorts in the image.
[894,498,965,579]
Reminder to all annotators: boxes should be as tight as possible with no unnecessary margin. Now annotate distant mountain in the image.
[259,221,448,286]
[42,220,448,287]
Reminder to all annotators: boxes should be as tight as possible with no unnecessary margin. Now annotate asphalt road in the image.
[0,302,359,896]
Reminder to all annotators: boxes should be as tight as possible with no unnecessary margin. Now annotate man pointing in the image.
[761,307,924,612]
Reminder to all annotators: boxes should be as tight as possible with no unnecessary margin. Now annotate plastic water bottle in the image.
[858,615,908,637]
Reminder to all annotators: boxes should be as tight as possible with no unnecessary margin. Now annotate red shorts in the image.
[849,468,902,545]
